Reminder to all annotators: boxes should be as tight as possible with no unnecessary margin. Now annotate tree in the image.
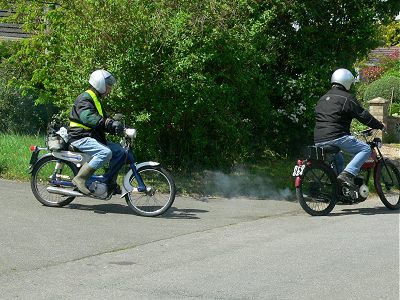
[1,0,399,169]
[383,20,400,46]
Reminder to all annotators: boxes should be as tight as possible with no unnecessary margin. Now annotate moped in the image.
[29,127,176,217]
[293,128,400,216]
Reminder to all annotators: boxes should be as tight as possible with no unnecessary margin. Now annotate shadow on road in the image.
[162,207,208,219]
[65,203,208,219]
[330,205,400,216]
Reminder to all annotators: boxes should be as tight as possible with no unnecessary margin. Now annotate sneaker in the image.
[337,171,357,189]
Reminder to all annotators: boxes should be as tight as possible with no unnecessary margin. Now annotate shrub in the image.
[361,65,385,82]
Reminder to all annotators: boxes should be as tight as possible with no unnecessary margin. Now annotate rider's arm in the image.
[75,100,103,129]
[346,96,384,130]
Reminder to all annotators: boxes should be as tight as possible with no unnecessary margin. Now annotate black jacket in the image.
[314,86,383,143]
[68,90,109,144]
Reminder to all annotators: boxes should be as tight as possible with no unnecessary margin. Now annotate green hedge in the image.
[2,0,400,170]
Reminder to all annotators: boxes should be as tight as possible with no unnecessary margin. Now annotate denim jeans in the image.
[315,135,372,176]
[71,137,125,170]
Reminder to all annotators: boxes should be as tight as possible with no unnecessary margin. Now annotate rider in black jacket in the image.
[314,68,385,187]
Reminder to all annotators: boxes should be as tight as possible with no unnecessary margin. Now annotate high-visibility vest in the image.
[69,90,104,130]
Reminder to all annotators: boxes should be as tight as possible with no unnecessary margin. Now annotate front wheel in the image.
[125,166,176,217]
[296,162,338,216]
[374,160,400,210]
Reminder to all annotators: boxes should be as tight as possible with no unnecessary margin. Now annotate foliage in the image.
[361,65,386,82]
[0,42,57,133]
[358,48,400,83]
[383,20,400,46]
[1,0,399,170]
[382,51,400,79]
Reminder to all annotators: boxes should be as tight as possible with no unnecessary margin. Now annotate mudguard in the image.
[29,153,53,173]
[121,161,160,197]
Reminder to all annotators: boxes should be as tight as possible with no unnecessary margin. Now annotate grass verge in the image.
[0,133,46,181]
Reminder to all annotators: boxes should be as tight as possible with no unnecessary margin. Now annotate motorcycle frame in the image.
[48,147,147,193]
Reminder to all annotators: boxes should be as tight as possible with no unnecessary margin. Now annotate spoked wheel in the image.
[296,162,338,216]
[31,156,78,207]
[125,166,176,217]
[374,160,400,210]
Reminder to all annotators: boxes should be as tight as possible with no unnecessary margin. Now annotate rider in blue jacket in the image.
[314,68,385,188]
[68,69,124,194]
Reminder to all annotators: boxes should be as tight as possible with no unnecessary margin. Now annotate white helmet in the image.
[89,69,116,94]
[331,68,354,91]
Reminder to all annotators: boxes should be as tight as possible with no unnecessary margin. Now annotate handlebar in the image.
[356,127,386,137]
[359,128,375,136]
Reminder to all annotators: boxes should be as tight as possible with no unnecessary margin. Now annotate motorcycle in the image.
[293,128,400,216]
[29,127,176,217]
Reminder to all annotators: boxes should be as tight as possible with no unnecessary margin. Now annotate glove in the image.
[104,118,124,135]
[381,123,387,133]
[111,120,124,135]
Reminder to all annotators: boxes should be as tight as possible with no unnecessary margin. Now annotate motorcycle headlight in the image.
[125,128,137,139]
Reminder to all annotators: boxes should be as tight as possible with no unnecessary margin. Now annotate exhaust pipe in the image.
[47,186,83,197]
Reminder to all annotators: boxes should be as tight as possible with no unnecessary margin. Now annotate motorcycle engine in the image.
[341,176,368,202]
[358,184,369,200]
[89,181,109,199]
[355,176,368,201]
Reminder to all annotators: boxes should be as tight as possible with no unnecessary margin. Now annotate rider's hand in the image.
[103,118,124,135]
[111,120,124,135]
[381,123,387,133]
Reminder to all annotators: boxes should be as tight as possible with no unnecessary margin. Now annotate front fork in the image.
[126,148,146,192]
[373,147,395,184]
[130,162,146,192]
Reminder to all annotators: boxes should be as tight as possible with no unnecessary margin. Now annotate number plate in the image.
[292,165,305,177]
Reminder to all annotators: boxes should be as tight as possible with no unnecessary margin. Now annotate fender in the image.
[29,153,53,173]
[293,159,305,188]
[121,161,160,197]
[294,176,302,188]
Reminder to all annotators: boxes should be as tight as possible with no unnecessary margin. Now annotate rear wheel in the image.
[125,166,176,217]
[31,156,78,207]
[374,160,400,210]
[296,162,338,216]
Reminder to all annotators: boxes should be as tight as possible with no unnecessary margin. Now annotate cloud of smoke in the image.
[200,166,292,200]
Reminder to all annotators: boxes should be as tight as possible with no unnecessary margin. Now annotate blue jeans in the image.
[315,135,372,176]
[71,137,125,170]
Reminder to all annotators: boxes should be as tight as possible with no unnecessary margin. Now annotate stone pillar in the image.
[368,97,388,140]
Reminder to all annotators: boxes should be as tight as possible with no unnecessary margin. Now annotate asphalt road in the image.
[0,179,398,299]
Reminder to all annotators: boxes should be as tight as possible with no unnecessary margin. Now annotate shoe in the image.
[337,171,357,189]
[72,163,96,195]
[112,184,122,195]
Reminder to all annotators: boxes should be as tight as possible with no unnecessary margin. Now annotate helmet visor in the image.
[105,75,116,86]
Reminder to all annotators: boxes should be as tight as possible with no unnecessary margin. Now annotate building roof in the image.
[0,10,30,40]
[367,46,400,65]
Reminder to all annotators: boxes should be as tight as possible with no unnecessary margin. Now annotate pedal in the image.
[341,185,359,202]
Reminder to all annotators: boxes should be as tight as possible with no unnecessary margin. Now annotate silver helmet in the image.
[331,68,354,91]
[89,69,116,94]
